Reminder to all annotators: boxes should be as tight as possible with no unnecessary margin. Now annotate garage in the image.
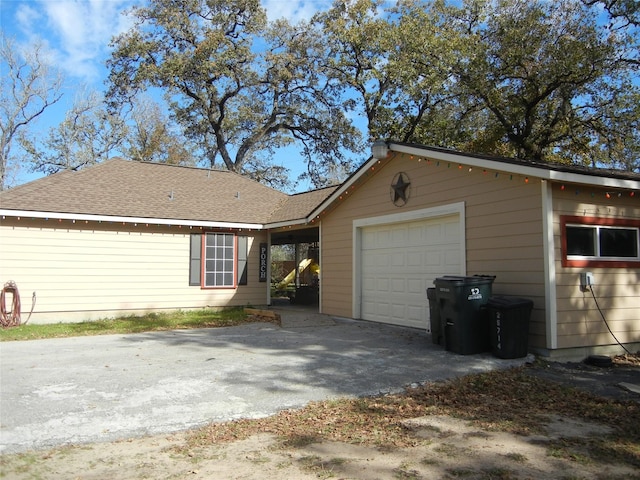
[358,210,463,329]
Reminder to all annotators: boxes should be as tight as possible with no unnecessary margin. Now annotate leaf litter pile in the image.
[189,357,640,470]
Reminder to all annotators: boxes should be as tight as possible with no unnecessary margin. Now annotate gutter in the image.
[0,209,263,231]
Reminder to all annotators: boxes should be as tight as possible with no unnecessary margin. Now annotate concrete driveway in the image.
[0,311,531,454]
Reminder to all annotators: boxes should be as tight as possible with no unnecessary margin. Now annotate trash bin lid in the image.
[434,275,496,286]
[488,296,534,309]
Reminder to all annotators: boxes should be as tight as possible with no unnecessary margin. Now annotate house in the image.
[1,143,639,359]
[0,159,335,323]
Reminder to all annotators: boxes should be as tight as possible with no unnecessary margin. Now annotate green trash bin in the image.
[487,296,534,359]
[427,288,443,346]
[434,275,495,355]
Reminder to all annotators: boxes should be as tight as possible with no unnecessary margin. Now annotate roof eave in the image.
[265,218,311,229]
[389,143,640,190]
[307,154,389,221]
[0,209,264,230]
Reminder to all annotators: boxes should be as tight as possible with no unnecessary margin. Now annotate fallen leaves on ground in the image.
[188,361,640,470]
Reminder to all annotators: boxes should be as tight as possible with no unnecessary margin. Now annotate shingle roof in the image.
[0,159,295,225]
[267,186,339,224]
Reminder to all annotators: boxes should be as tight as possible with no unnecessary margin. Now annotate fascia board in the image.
[307,156,382,221]
[0,209,264,230]
[389,143,640,190]
[265,218,310,229]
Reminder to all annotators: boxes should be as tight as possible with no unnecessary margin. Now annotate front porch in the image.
[269,226,320,308]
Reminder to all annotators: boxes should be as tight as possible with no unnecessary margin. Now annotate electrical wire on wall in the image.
[588,285,632,356]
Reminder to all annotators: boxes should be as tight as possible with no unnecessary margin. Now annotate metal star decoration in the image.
[390,172,411,206]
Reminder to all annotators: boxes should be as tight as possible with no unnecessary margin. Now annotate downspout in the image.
[541,180,558,350]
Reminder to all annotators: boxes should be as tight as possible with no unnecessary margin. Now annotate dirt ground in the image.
[1,412,635,480]
[2,357,639,480]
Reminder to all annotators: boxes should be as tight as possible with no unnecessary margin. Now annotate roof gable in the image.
[307,142,640,221]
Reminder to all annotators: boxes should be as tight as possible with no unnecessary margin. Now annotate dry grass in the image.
[188,358,640,471]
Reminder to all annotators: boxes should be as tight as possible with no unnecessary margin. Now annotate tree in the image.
[22,89,127,175]
[313,0,456,145]
[0,35,63,190]
[433,0,639,167]
[107,0,361,188]
[582,0,640,27]
[124,96,197,165]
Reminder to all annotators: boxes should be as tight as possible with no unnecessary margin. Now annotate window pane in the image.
[567,226,595,256]
[600,228,638,257]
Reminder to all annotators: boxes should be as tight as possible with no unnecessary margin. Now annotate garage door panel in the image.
[425,252,443,267]
[360,214,461,329]
[445,250,461,267]
[407,278,423,294]
[390,278,405,293]
[406,304,423,322]
[392,228,407,244]
[390,252,406,267]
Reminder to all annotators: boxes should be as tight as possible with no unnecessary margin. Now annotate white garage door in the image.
[360,214,462,329]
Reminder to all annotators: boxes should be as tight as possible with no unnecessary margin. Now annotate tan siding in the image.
[321,153,547,348]
[320,217,353,317]
[0,219,268,323]
[552,184,640,349]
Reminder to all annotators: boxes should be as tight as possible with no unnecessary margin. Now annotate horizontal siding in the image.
[321,153,547,348]
[320,216,353,318]
[0,219,268,323]
[552,184,640,349]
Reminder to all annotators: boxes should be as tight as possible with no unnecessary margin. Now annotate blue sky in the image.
[1,0,347,192]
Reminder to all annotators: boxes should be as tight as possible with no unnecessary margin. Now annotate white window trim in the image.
[566,224,640,262]
[203,233,236,288]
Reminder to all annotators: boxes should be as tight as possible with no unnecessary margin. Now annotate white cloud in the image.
[261,0,332,22]
[6,0,343,82]
[15,4,43,31]
[8,0,328,80]
[11,0,135,81]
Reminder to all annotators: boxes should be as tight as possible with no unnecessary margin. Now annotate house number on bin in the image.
[467,287,483,300]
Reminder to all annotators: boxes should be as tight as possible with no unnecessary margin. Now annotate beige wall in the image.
[0,218,268,323]
[320,152,548,348]
[552,183,640,351]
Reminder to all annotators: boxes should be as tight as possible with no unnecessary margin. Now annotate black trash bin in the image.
[487,296,534,359]
[426,288,443,346]
[434,275,495,355]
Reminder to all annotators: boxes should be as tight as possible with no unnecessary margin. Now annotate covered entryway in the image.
[270,226,320,307]
[355,204,465,329]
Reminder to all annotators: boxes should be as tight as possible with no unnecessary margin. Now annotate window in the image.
[189,233,249,287]
[562,216,640,267]
[204,233,236,287]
